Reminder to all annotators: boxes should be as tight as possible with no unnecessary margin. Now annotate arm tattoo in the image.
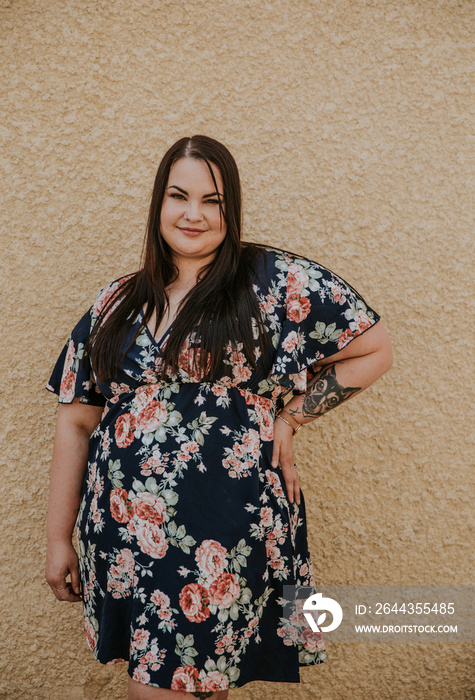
[288,363,361,419]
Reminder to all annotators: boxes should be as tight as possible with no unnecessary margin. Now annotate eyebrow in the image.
[167,185,223,198]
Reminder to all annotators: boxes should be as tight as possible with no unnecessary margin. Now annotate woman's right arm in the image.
[45,399,104,602]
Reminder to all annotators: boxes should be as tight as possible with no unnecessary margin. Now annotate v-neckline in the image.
[140,308,175,348]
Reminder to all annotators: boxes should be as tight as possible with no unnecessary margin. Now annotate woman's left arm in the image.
[272,321,393,505]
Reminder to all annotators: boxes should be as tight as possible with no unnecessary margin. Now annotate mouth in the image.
[178,227,206,236]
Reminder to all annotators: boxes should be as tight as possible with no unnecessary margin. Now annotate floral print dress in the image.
[46,246,380,692]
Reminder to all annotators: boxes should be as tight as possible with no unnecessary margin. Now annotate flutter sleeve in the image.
[270,254,381,394]
[45,306,107,406]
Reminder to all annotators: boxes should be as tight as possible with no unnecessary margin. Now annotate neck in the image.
[172,253,217,287]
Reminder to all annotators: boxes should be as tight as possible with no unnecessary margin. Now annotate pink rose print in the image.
[240,390,274,442]
[277,623,299,645]
[134,383,161,411]
[65,339,75,369]
[110,381,132,396]
[232,363,252,384]
[266,540,284,570]
[354,310,372,332]
[242,429,260,459]
[229,350,252,383]
[208,572,240,609]
[133,492,167,526]
[132,628,150,651]
[171,665,199,692]
[138,645,166,673]
[331,283,347,305]
[195,540,227,582]
[265,469,285,498]
[254,400,274,442]
[151,589,170,608]
[110,487,133,523]
[281,330,302,353]
[150,589,173,621]
[140,450,169,477]
[135,400,167,433]
[259,294,277,315]
[92,277,135,320]
[132,665,151,684]
[300,626,325,652]
[135,520,168,559]
[260,506,273,527]
[286,295,311,323]
[92,283,120,316]
[222,455,252,478]
[337,328,354,350]
[179,583,210,623]
[114,413,136,448]
[107,548,135,599]
[84,617,97,651]
[211,384,227,397]
[60,369,76,402]
[200,671,229,692]
[287,263,308,296]
[112,548,134,577]
[215,628,238,655]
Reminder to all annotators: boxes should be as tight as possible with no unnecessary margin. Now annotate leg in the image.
[128,678,229,700]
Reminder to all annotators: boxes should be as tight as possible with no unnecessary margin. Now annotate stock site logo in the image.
[303,592,343,633]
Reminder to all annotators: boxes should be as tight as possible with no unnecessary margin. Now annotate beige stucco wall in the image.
[1,0,473,698]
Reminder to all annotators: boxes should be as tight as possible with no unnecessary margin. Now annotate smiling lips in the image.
[178,227,206,236]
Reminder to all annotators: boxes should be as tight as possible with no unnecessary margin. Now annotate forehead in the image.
[167,157,223,191]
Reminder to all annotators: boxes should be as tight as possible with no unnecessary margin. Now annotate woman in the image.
[45,135,393,700]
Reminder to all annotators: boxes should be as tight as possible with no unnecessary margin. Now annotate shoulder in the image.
[242,242,335,284]
[91,272,137,318]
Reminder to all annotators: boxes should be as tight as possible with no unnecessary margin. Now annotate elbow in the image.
[378,329,394,376]
[383,345,394,375]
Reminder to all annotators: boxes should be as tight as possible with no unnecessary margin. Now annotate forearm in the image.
[47,420,92,542]
[284,343,391,424]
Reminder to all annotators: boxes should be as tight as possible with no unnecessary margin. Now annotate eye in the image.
[206,199,221,205]
[170,193,185,200]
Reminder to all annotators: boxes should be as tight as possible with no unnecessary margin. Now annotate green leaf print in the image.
[175,633,198,666]
[166,410,182,427]
[107,460,124,488]
[162,489,178,506]
[309,321,343,344]
[144,477,160,494]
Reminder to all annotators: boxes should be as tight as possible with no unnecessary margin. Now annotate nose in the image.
[185,202,203,222]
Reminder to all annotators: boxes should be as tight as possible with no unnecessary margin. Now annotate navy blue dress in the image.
[46,246,380,692]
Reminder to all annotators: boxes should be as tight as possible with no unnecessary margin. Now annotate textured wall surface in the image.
[1,1,473,698]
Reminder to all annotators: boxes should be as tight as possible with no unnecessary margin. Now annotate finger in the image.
[47,569,80,602]
[47,577,67,600]
[70,561,82,596]
[51,581,82,603]
[294,472,301,506]
[281,463,300,505]
[280,464,296,503]
[60,584,82,603]
[271,444,280,469]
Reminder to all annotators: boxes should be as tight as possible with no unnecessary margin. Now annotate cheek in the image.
[161,199,181,223]
[212,212,227,235]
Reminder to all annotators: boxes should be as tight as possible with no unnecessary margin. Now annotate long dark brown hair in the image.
[86,135,268,382]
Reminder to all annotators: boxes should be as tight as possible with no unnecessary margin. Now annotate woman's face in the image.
[160,157,226,268]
